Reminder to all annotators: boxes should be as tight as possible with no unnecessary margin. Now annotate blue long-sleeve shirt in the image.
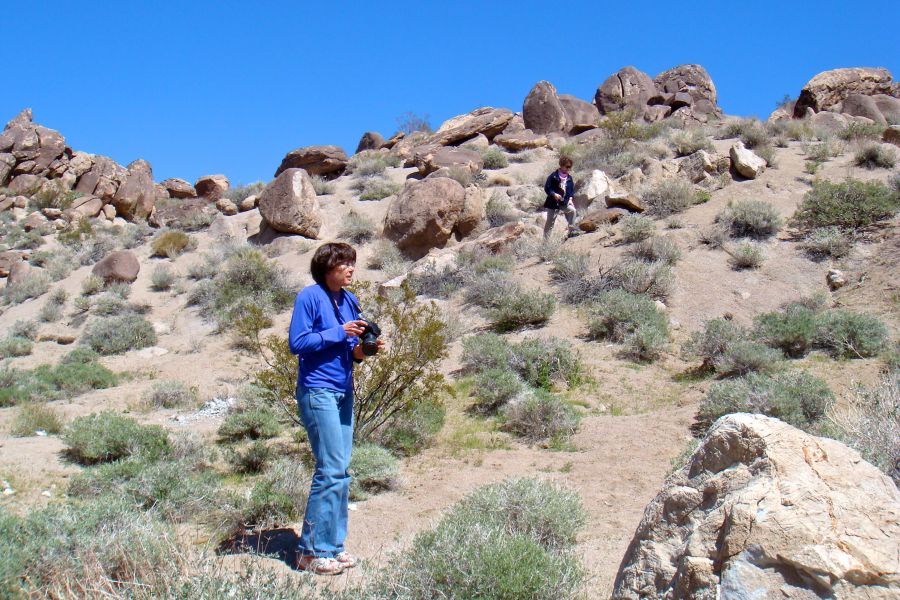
[288,283,360,392]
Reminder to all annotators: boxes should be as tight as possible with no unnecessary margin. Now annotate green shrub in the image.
[669,128,713,157]
[461,334,583,390]
[549,250,589,282]
[716,199,783,238]
[489,288,556,332]
[338,210,377,243]
[727,241,765,269]
[63,412,171,465]
[481,147,509,169]
[854,143,897,169]
[698,370,834,431]
[471,368,523,414]
[620,214,656,242]
[151,230,194,258]
[800,226,852,260]
[218,406,282,442]
[224,181,265,203]
[29,179,79,210]
[150,264,176,291]
[586,290,668,359]
[10,403,64,436]
[2,271,51,304]
[642,178,706,216]
[791,178,900,231]
[143,379,197,409]
[80,274,105,296]
[349,442,399,500]
[0,350,117,407]
[630,235,681,265]
[609,259,674,300]
[0,335,32,358]
[348,150,401,176]
[485,191,519,227]
[226,440,273,474]
[838,121,885,141]
[38,289,66,322]
[752,304,819,358]
[82,313,157,355]
[357,175,401,200]
[685,318,782,376]
[814,309,888,358]
[227,458,308,533]
[373,395,445,457]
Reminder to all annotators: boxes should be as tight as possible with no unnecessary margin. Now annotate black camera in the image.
[359,319,382,356]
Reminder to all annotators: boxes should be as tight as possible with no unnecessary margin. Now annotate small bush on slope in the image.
[790,178,899,232]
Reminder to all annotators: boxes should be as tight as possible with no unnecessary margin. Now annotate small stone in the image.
[152,322,171,335]
[41,490,51,497]
[827,269,847,290]
[135,346,169,358]
[35,430,48,437]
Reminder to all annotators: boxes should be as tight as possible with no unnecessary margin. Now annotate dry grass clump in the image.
[2,271,51,305]
[356,175,402,200]
[669,128,713,157]
[620,214,656,242]
[347,150,402,176]
[82,314,157,355]
[485,190,520,227]
[338,210,377,244]
[223,181,265,203]
[585,289,669,361]
[151,230,195,259]
[143,380,197,409]
[727,241,765,270]
[629,235,681,265]
[854,143,897,170]
[501,390,579,442]
[800,226,851,261]
[640,178,708,216]
[150,264,177,291]
[10,403,64,437]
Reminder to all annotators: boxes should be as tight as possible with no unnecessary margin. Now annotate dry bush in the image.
[640,178,707,216]
[338,211,377,244]
[854,143,897,169]
[151,230,194,259]
[716,199,783,238]
[727,241,765,270]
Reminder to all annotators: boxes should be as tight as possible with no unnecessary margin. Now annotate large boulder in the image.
[414,146,483,177]
[355,131,384,153]
[579,207,630,231]
[194,174,230,201]
[809,110,849,133]
[883,126,900,147]
[612,413,900,600]
[112,159,155,220]
[383,177,466,259]
[92,250,140,283]
[493,131,551,151]
[430,107,514,145]
[729,142,766,179]
[793,67,899,118]
[456,185,486,237]
[573,169,613,213]
[67,195,103,219]
[0,250,27,278]
[149,197,217,230]
[161,178,197,199]
[74,155,126,201]
[0,153,15,185]
[558,94,600,134]
[594,66,657,117]
[523,81,569,135]
[653,64,720,116]
[257,168,321,238]
[841,93,888,125]
[274,145,348,179]
[873,94,900,123]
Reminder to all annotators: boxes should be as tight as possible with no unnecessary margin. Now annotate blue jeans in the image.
[296,386,353,558]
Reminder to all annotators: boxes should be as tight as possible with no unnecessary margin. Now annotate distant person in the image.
[289,242,382,575]
[543,156,579,239]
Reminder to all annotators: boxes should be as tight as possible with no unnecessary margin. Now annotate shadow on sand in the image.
[218,528,300,569]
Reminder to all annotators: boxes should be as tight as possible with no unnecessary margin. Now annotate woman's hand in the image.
[343,320,367,337]
[353,339,386,361]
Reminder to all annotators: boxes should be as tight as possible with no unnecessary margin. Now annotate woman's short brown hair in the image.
[310,242,356,285]
[559,156,573,169]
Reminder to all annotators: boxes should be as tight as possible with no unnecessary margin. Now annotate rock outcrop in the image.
[112,159,156,220]
[558,94,599,134]
[653,64,720,117]
[793,67,899,118]
[523,81,569,135]
[430,107,514,145]
[595,66,657,118]
[355,131,384,153]
[194,174,230,201]
[257,168,321,238]
[274,145,348,179]
[162,178,197,199]
[383,177,466,259]
[413,146,483,177]
[729,142,766,179]
[612,413,900,600]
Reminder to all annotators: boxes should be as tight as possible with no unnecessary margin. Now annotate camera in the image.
[359,319,382,356]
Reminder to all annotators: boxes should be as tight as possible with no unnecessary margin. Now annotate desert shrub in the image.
[489,288,556,332]
[782,120,816,141]
[373,395,445,457]
[549,250,589,283]
[792,178,900,231]
[366,239,406,274]
[0,349,117,407]
[464,270,521,308]
[151,230,194,258]
[814,309,888,358]
[0,335,32,358]
[717,199,782,238]
[338,211,376,243]
[224,181,265,203]
[461,334,582,390]
[218,405,282,442]
[804,139,844,163]
[357,175,401,200]
[889,171,900,192]
[485,190,519,227]
[697,224,728,248]
[150,264,176,291]
[640,178,705,216]
[800,226,851,260]
[599,109,667,141]
[481,147,509,169]
[143,379,197,409]
[620,214,655,242]
[755,144,777,167]
[838,121,885,141]
[349,442,399,500]
[630,235,681,265]
[501,390,578,442]
[30,248,77,281]
[752,304,819,358]
[224,458,308,534]
[684,318,782,376]
[471,368,524,414]
[82,313,157,355]
[348,150,401,176]
[80,274,105,296]
[10,403,64,436]
[669,128,713,157]
[608,259,674,300]
[2,270,50,304]
[569,136,646,179]
[586,290,668,359]
[63,412,171,465]
[187,258,218,280]
[309,174,335,195]
[0,223,44,252]
[854,143,897,169]
[622,323,671,362]
[407,262,466,300]
[727,241,765,269]
[9,319,37,340]
[226,440,273,474]
[698,370,834,432]
[825,375,899,485]
[360,478,584,600]
[92,292,131,316]
[719,119,771,148]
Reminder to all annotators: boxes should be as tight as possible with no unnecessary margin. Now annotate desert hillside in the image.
[1,64,898,599]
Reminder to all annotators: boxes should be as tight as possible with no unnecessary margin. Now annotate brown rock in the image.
[102,204,116,220]
[239,195,258,212]
[465,221,527,253]
[149,197,214,230]
[793,67,898,117]
[500,114,526,135]
[612,414,900,600]
[0,153,15,186]
[355,131,385,153]
[456,186,486,237]
[21,212,49,232]
[873,94,900,123]
[809,110,849,133]
[431,107,514,145]
[0,250,26,277]
[112,159,155,220]
[883,125,900,147]
[606,192,645,212]
[493,131,551,151]
[8,174,44,195]
[414,146,483,177]
[274,145,347,179]
[579,207,630,231]
[33,125,66,171]
[594,66,657,117]
[841,93,888,124]
[0,198,12,212]
[75,155,126,201]
[678,149,721,183]
[215,198,238,216]
[383,177,466,259]
[67,151,94,178]
[92,250,140,283]
[653,64,720,115]
[257,168,321,238]
[162,177,196,199]
[37,333,76,345]
[68,195,103,219]
[194,174,230,201]
[381,131,405,150]
[523,81,569,135]
[7,260,32,286]
[558,94,600,134]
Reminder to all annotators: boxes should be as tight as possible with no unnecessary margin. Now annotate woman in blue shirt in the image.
[288,242,380,575]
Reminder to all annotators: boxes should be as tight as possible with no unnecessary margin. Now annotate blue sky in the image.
[3,1,898,186]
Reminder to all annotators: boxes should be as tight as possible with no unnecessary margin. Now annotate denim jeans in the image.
[296,386,353,558]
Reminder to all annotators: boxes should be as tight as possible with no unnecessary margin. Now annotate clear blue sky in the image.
[3,1,898,186]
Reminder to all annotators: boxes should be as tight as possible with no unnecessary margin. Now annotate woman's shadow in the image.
[218,528,301,568]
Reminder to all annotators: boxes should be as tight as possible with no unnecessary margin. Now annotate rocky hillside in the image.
[0,64,898,599]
